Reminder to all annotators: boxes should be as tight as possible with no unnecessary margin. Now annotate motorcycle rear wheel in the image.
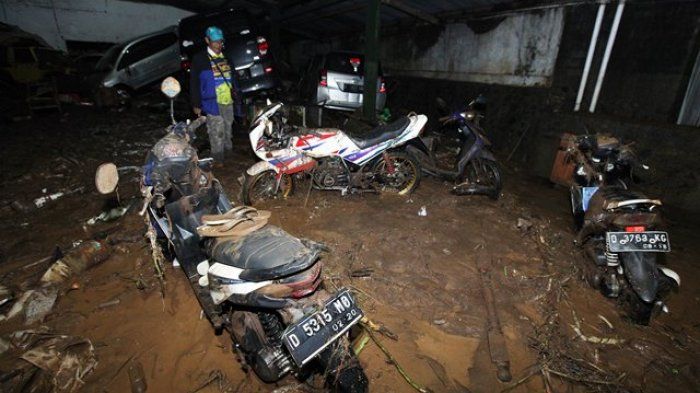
[242,170,293,205]
[317,337,369,393]
[621,290,655,325]
[372,151,421,195]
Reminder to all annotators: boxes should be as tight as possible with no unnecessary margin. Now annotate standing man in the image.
[190,26,236,163]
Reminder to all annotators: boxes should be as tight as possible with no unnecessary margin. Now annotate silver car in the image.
[91,27,180,100]
[304,51,386,111]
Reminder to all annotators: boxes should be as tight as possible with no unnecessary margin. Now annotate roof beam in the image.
[381,0,440,25]
[275,0,347,22]
[281,2,366,26]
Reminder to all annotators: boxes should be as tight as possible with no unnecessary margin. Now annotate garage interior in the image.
[1,0,699,392]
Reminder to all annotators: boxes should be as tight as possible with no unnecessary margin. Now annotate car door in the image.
[116,39,152,88]
[140,32,179,84]
[117,33,178,89]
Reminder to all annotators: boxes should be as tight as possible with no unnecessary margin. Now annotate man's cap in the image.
[205,26,224,42]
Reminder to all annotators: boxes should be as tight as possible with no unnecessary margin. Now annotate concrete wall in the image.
[0,0,193,51]
[383,2,700,212]
[380,8,565,87]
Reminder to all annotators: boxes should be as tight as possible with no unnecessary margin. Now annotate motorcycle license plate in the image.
[606,231,671,253]
[282,289,363,366]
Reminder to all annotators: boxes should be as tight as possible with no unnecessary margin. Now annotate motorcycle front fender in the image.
[406,137,431,156]
[477,148,497,162]
[620,252,659,303]
[246,160,279,176]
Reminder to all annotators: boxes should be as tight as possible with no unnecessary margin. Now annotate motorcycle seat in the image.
[206,225,322,281]
[347,117,411,149]
[588,187,661,213]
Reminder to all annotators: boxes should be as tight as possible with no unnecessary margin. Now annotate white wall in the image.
[380,8,565,87]
[0,0,193,51]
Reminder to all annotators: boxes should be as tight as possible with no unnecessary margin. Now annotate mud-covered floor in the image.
[1,101,699,393]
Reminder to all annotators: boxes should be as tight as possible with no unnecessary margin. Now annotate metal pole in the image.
[363,0,381,122]
[589,0,626,113]
[574,1,606,111]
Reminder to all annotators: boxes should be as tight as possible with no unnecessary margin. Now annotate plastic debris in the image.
[34,192,65,208]
[417,206,428,216]
[516,217,533,232]
[86,203,132,225]
[16,332,98,393]
[33,187,84,208]
[41,241,111,286]
[24,288,59,325]
[0,241,111,324]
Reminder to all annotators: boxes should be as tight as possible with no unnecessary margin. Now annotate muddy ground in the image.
[0,99,699,393]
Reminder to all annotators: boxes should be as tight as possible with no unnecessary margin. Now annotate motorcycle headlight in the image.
[576,166,587,176]
[606,163,614,172]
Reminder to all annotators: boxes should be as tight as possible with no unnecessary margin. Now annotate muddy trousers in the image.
[206,104,234,162]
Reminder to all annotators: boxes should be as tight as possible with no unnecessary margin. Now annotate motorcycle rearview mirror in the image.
[161,77,181,124]
[471,94,487,111]
[95,162,119,195]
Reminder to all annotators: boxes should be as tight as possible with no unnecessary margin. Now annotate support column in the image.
[574,1,606,112]
[363,0,381,121]
[589,0,626,113]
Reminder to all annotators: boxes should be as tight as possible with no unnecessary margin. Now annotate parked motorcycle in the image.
[241,102,426,205]
[406,96,502,199]
[566,134,679,324]
[96,78,368,391]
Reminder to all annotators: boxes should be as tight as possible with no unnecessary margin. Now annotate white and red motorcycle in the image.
[241,103,427,205]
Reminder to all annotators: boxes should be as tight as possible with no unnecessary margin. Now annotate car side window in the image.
[145,33,177,54]
[118,33,176,69]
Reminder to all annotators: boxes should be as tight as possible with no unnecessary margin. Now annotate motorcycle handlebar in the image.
[439,115,454,124]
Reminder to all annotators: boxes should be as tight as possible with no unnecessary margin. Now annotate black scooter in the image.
[95,77,368,392]
[567,134,680,324]
[407,96,502,199]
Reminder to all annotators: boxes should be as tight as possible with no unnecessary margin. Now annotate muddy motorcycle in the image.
[96,78,368,392]
[241,102,426,205]
[406,96,502,199]
[567,134,680,324]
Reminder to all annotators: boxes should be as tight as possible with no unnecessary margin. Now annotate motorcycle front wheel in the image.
[372,151,421,195]
[465,158,502,200]
[242,170,293,205]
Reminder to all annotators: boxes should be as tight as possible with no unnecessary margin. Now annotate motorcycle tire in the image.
[317,337,369,393]
[372,151,421,195]
[621,290,655,325]
[242,170,293,206]
[465,158,502,200]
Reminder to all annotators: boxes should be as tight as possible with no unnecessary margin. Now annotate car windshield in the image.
[95,44,124,72]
